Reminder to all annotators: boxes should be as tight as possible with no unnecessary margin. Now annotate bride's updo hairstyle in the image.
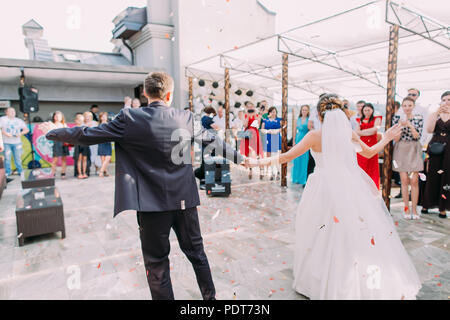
[317,93,345,121]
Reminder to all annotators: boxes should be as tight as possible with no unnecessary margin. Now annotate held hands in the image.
[39,121,58,135]
[242,156,260,168]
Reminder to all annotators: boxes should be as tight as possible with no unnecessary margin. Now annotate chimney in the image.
[22,19,54,61]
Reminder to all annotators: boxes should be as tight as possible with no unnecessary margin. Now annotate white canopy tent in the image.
[186,0,450,108]
[185,0,450,206]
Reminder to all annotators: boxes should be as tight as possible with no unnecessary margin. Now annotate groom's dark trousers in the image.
[46,101,242,300]
[137,207,214,300]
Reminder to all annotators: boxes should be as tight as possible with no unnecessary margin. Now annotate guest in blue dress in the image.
[292,105,310,185]
[97,112,113,177]
[261,107,282,180]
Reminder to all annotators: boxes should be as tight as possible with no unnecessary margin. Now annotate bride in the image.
[245,94,422,300]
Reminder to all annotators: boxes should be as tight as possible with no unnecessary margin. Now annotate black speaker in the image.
[18,86,39,113]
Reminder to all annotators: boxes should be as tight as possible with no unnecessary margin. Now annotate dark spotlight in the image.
[235,89,242,96]
[218,101,223,106]
[198,79,205,87]
[212,81,219,88]
[246,90,253,97]
[234,102,241,108]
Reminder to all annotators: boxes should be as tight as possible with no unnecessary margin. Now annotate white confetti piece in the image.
[393,160,399,168]
[419,173,426,181]
[438,170,444,174]
[17,233,23,239]
[212,209,221,220]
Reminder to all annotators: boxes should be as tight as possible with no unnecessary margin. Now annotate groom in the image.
[40,71,243,300]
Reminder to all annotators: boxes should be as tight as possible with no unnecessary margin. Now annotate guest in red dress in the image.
[240,102,264,179]
[356,103,382,189]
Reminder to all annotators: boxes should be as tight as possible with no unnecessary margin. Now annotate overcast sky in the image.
[0,0,352,59]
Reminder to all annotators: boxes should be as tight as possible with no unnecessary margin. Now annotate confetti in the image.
[358,216,364,222]
[438,170,444,174]
[393,160,399,168]
[434,275,440,278]
[371,236,375,246]
[165,33,169,38]
[437,283,442,287]
[319,224,325,229]
[419,173,426,181]
[427,263,433,266]
[212,209,220,220]
[333,216,340,223]
[17,233,23,239]
[395,221,399,226]
[97,263,101,269]
[442,194,447,200]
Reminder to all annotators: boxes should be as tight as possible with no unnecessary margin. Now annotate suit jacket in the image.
[46,101,243,216]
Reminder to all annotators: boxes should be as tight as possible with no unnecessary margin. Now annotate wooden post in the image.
[291,107,296,148]
[188,77,193,112]
[281,53,289,187]
[382,25,400,209]
[224,68,230,142]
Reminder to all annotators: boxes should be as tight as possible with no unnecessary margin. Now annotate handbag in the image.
[428,142,446,156]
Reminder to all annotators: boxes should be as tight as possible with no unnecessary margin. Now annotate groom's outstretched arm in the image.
[192,128,243,165]
[45,110,126,146]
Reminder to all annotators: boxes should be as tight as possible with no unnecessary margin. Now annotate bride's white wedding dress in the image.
[292,109,421,300]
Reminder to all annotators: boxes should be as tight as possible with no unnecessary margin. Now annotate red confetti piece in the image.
[271,289,276,293]
[97,263,101,269]
[437,283,442,287]
[371,237,375,246]
[442,194,447,199]
[133,283,139,287]
[282,261,286,264]
[230,280,235,284]
[280,288,285,291]
[395,221,399,226]
[427,263,433,266]
[269,277,274,281]
[146,270,149,276]
[434,275,440,278]
[218,250,224,255]
[129,268,136,272]
[333,216,339,223]
[234,46,238,49]
[165,33,169,38]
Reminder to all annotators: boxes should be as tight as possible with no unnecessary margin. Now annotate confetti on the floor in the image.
[438,170,444,174]
[371,236,375,246]
[395,221,399,226]
[419,173,426,181]
[319,224,325,229]
[97,263,101,269]
[442,194,447,200]
[333,216,340,223]
[437,283,442,287]
[212,209,221,220]
[393,160,398,168]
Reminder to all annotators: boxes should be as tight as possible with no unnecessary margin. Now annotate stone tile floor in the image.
[0,163,448,300]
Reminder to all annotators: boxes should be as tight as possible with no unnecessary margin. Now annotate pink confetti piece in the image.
[333,216,340,223]
[371,237,375,246]
[97,263,101,269]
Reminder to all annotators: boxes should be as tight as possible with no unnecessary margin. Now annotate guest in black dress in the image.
[50,111,69,179]
[421,91,450,218]
[73,114,90,179]
[97,112,113,177]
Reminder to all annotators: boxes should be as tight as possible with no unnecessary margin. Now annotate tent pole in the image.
[281,53,288,187]
[188,77,193,112]
[224,68,230,142]
[382,24,399,210]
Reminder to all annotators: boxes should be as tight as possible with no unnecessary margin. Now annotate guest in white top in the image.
[123,96,132,109]
[350,100,366,130]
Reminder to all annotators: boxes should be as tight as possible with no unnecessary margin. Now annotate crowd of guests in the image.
[289,88,449,220]
[1,89,448,220]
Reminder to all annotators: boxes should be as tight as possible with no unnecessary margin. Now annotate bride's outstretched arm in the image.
[354,123,402,159]
[247,131,316,167]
